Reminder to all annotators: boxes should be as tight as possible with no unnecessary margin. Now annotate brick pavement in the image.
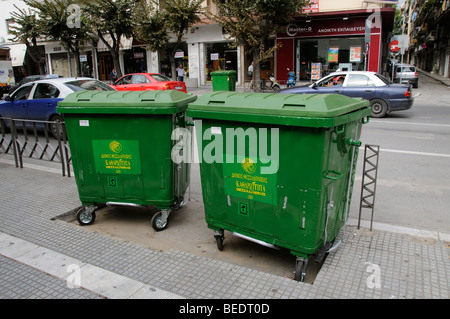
[0,157,449,300]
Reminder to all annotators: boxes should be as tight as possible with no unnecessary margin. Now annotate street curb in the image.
[417,69,450,87]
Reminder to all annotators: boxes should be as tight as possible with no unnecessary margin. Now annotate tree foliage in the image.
[133,0,169,54]
[24,0,94,76]
[211,0,311,91]
[9,5,46,74]
[83,0,138,78]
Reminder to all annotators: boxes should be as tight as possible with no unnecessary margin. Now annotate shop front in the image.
[205,42,237,81]
[45,43,95,78]
[276,9,394,82]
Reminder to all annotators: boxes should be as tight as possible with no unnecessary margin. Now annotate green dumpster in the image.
[211,70,237,91]
[186,92,371,281]
[57,90,197,231]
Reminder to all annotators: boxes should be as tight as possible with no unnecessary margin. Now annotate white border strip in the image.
[0,232,184,299]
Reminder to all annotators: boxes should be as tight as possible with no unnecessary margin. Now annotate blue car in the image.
[0,77,115,137]
[279,71,414,118]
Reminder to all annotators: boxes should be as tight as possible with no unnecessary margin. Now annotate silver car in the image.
[393,64,419,88]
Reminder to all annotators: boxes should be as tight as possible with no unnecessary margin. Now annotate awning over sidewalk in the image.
[7,43,27,67]
[97,34,133,52]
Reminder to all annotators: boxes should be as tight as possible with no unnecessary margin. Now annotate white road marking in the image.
[0,232,185,299]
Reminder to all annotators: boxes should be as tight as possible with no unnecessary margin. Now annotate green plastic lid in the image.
[186,92,371,127]
[57,90,197,115]
[211,70,237,76]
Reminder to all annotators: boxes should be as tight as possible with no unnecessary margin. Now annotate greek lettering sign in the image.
[223,156,278,205]
[92,140,141,174]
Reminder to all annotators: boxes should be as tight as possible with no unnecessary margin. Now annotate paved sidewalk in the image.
[417,69,450,87]
[0,157,448,301]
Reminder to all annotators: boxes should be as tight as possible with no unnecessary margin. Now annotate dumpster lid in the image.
[57,90,197,115]
[186,92,371,127]
[211,70,237,76]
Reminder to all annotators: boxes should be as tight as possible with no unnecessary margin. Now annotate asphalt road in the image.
[348,73,450,234]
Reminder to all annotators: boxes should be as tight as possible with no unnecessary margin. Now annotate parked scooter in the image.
[287,68,296,88]
[260,74,281,93]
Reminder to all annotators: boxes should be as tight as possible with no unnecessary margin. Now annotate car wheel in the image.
[50,115,65,139]
[370,99,388,118]
[414,82,418,89]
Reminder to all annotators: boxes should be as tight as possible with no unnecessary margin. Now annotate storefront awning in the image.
[97,34,133,52]
[7,43,27,67]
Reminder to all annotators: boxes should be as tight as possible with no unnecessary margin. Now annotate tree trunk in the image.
[26,44,45,75]
[112,48,122,78]
[74,50,82,77]
[252,49,261,92]
[98,31,123,79]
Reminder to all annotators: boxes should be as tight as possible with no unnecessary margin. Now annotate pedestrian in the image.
[110,68,117,83]
[176,65,185,82]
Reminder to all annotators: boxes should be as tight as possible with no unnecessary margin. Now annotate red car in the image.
[111,73,187,93]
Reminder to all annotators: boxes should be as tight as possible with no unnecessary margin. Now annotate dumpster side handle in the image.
[346,138,362,147]
[324,170,342,181]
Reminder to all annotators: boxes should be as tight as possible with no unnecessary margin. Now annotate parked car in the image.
[393,64,418,88]
[111,73,187,93]
[7,74,60,94]
[279,71,413,118]
[0,77,115,137]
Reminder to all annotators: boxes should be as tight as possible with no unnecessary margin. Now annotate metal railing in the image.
[0,117,72,177]
[358,144,380,231]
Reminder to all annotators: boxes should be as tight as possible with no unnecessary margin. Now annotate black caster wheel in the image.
[215,236,224,251]
[151,210,169,231]
[214,230,224,251]
[76,206,96,226]
[294,258,308,282]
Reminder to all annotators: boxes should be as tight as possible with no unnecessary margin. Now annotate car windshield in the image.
[151,74,172,82]
[398,66,415,72]
[374,73,392,85]
[64,80,115,91]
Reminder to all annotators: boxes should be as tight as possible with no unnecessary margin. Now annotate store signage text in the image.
[284,19,367,38]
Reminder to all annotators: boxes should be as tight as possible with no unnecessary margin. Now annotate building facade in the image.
[402,0,450,78]
[275,0,397,83]
[0,0,398,87]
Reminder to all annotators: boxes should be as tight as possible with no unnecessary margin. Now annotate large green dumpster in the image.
[187,92,371,281]
[57,90,197,231]
[211,70,237,91]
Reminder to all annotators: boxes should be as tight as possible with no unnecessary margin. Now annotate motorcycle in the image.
[260,74,281,93]
[287,68,296,88]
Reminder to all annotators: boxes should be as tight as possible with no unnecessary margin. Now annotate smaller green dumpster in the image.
[57,90,197,231]
[211,70,237,91]
[187,92,371,281]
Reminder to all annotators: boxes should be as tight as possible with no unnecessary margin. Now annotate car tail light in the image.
[415,72,418,77]
[404,89,411,97]
[162,85,169,90]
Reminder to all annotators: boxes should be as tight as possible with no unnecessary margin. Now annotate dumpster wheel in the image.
[214,230,225,251]
[151,209,170,231]
[76,206,96,226]
[294,257,309,282]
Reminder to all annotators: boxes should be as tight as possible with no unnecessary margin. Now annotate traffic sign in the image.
[389,40,400,53]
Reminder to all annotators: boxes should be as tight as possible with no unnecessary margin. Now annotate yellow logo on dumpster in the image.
[241,157,257,174]
[109,141,122,153]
